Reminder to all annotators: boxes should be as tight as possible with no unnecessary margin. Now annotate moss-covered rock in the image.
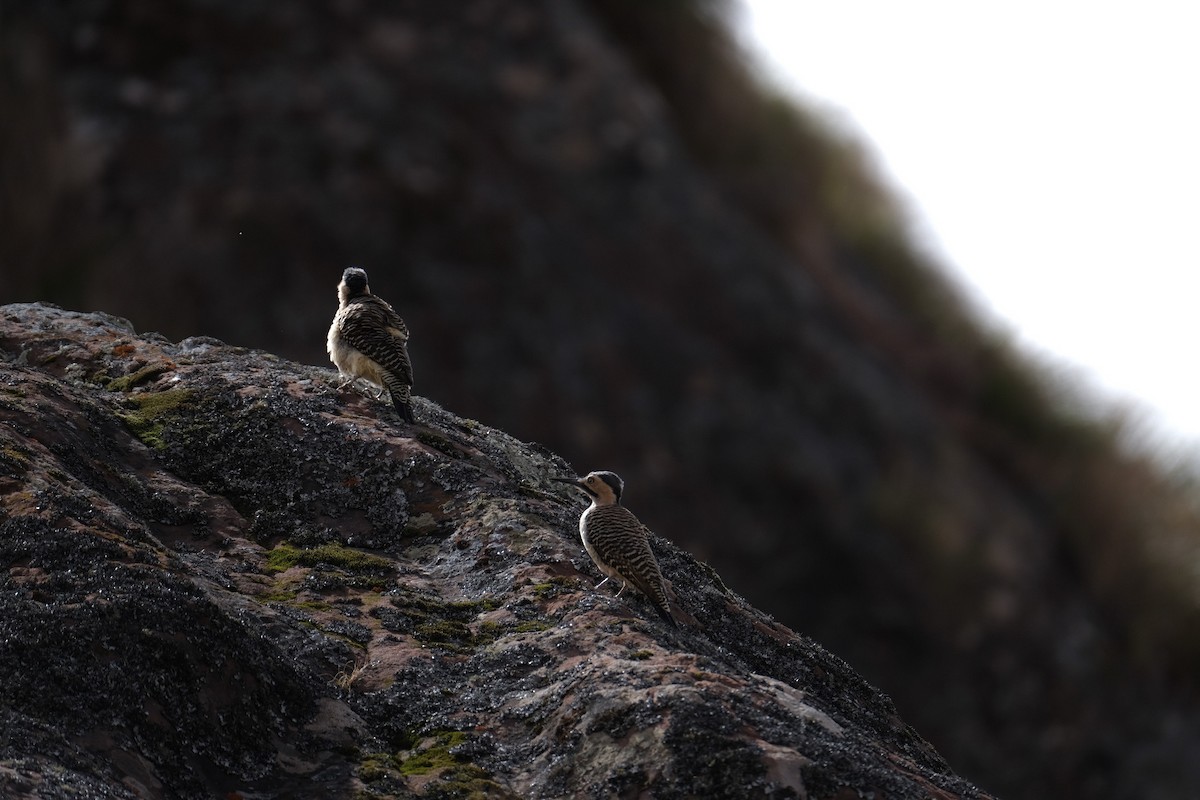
[0,303,992,799]
[265,543,394,574]
[116,388,194,450]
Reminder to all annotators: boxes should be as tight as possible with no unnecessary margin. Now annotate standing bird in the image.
[552,470,679,627]
[327,266,415,422]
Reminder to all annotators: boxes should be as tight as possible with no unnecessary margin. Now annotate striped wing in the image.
[588,505,671,612]
[339,296,413,385]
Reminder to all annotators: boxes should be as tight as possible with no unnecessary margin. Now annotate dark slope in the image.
[0,303,992,799]
[3,3,1200,798]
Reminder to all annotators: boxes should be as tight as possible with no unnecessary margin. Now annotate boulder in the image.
[0,303,991,799]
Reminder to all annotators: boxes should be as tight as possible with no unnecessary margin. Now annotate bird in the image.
[552,470,679,627]
[326,266,415,422]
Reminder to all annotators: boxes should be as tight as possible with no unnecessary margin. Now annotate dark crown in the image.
[341,267,370,296]
[595,471,624,502]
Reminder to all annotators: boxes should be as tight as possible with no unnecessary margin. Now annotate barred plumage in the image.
[553,470,679,627]
[327,267,415,422]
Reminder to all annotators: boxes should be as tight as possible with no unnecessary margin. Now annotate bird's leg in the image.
[615,581,628,597]
[336,375,355,390]
[373,385,386,400]
[593,576,611,591]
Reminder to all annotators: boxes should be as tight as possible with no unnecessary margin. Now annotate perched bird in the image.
[327,266,415,422]
[552,470,679,627]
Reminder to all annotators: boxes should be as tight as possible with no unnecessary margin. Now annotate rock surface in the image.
[9,3,1200,797]
[0,303,992,799]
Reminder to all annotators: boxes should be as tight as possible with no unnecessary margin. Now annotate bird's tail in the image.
[386,380,415,423]
[649,589,683,628]
[393,395,415,423]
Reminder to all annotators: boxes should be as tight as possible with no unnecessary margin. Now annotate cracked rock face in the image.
[0,303,991,799]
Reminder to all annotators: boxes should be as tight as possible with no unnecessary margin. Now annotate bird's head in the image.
[552,470,624,506]
[339,267,371,302]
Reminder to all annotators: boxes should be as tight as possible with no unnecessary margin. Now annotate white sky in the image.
[736,1,1200,455]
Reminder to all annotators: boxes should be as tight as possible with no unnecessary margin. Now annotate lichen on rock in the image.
[0,304,991,799]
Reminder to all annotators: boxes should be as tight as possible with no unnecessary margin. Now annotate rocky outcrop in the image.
[9,3,1200,797]
[0,303,992,799]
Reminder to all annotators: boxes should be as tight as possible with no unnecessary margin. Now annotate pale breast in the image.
[579,505,624,581]
[328,313,384,386]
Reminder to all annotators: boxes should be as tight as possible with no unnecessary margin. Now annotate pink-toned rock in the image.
[0,303,993,799]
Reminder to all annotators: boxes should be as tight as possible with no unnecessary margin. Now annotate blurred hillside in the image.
[3,1,1200,798]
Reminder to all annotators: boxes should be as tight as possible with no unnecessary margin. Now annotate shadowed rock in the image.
[0,303,992,799]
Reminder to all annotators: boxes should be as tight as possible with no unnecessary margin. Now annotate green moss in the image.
[350,730,516,799]
[412,613,552,651]
[393,594,493,618]
[295,599,333,612]
[449,598,499,613]
[354,732,502,795]
[397,731,468,776]
[474,620,503,642]
[0,445,31,476]
[116,388,194,450]
[260,589,298,603]
[531,576,572,599]
[358,752,397,783]
[388,594,513,651]
[264,545,301,573]
[458,418,484,433]
[107,362,174,392]
[265,543,393,574]
[628,649,654,660]
[415,619,474,647]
